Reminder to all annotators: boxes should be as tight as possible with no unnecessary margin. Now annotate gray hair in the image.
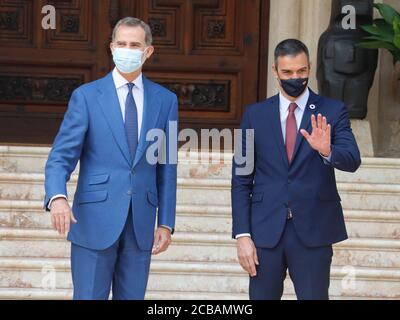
[112,17,153,46]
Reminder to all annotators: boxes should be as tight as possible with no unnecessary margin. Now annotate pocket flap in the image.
[76,190,108,204]
[147,191,158,207]
[251,192,264,203]
[88,174,109,185]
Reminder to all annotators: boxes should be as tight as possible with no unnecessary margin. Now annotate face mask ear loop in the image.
[141,47,149,64]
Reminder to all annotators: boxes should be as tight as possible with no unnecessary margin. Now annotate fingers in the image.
[64,214,70,234]
[317,113,323,129]
[152,232,161,254]
[253,249,259,266]
[59,214,65,235]
[322,115,328,131]
[152,230,172,255]
[327,124,331,139]
[71,211,78,224]
[247,255,257,277]
[311,114,317,131]
[315,113,329,131]
[237,239,258,277]
[51,210,74,235]
[239,254,257,277]
[55,214,61,234]
[51,214,56,230]
[300,129,310,141]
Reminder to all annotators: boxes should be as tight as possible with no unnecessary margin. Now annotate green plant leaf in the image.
[357,41,397,50]
[364,35,393,42]
[374,19,395,36]
[394,35,400,49]
[374,3,400,25]
[394,17,400,35]
[361,25,394,42]
[360,24,384,36]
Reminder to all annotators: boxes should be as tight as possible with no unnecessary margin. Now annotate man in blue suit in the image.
[231,39,361,300]
[44,17,178,300]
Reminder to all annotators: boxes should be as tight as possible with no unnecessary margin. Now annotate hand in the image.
[50,198,77,235]
[152,227,172,255]
[237,237,259,277]
[301,113,331,157]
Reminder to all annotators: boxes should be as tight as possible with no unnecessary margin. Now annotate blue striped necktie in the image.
[124,83,138,161]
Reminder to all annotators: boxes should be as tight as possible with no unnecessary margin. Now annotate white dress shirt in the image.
[112,67,144,140]
[279,88,310,140]
[236,88,331,240]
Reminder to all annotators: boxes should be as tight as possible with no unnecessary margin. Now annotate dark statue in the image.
[317,0,378,119]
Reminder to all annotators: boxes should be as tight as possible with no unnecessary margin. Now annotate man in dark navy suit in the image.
[231,39,361,300]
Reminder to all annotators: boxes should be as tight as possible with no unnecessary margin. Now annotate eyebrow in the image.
[116,41,143,46]
[281,67,309,72]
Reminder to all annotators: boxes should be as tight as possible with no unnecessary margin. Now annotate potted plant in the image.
[358,3,400,99]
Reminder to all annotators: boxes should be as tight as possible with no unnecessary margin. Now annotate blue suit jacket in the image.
[44,72,178,251]
[231,89,361,248]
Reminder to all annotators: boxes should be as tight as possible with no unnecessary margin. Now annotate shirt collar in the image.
[279,87,310,113]
[112,67,143,91]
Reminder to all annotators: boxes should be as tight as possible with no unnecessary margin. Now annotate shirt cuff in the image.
[235,233,251,239]
[319,152,332,163]
[159,225,173,232]
[48,195,67,210]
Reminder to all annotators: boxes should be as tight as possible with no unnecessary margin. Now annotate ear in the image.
[272,64,278,79]
[110,42,114,53]
[145,46,155,59]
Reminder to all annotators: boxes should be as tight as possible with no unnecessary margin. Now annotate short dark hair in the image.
[112,17,153,46]
[274,39,310,67]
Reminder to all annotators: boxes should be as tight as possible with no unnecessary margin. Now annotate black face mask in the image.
[279,77,309,98]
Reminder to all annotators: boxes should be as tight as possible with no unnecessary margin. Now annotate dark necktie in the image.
[285,102,298,164]
[124,83,138,161]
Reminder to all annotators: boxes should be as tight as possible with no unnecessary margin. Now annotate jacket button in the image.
[127,190,132,195]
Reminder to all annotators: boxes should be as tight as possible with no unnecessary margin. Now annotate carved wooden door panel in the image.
[0,0,112,144]
[134,0,269,131]
[0,0,269,144]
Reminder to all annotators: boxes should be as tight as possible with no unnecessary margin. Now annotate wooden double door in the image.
[0,0,269,144]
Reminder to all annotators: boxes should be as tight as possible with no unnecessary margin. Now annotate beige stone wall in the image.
[377,0,400,157]
[266,0,400,157]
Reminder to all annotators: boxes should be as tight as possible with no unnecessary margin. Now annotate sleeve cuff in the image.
[48,195,67,210]
[235,233,251,239]
[159,225,173,232]
[319,151,332,164]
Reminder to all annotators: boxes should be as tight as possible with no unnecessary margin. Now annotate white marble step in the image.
[0,257,399,299]
[1,227,399,270]
[1,199,399,239]
[2,146,400,186]
[0,287,251,300]
[1,287,394,300]
[1,173,399,212]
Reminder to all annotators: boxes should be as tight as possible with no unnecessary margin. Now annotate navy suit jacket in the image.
[231,89,361,248]
[44,72,178,251]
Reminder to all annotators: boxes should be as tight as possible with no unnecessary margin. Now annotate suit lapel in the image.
[291,89,322,165]
[268,94,289,168]
[133,76,162,167]
[97,73,132,165]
